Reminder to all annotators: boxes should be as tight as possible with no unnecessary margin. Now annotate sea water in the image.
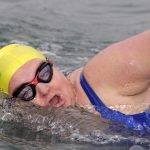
[0,0,150,149]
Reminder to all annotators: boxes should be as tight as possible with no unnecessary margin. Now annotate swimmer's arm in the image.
[83,30,150,96]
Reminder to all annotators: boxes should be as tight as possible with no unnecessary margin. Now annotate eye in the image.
[38,65,51,81]
[18,86,33,100]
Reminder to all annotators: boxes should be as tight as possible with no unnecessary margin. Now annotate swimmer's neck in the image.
[67,68,96,113]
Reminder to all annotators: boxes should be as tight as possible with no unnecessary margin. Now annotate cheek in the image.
[53,70,67,85]
[53,69,73,96]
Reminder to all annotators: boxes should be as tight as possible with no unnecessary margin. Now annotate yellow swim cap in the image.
[0,44,46,94]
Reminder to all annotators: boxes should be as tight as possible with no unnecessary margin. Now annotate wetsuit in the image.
[80,73,150,133]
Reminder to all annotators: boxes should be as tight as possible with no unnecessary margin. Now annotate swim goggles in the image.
[13,61,53,101]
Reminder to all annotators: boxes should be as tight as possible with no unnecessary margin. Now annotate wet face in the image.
[8,59,76,108]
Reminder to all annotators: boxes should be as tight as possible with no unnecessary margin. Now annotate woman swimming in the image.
[1,30,150,132]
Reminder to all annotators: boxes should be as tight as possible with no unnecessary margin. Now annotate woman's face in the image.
[8,58,76,108]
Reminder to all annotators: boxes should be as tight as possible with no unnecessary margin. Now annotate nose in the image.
[36,83,50,97]
[32,83,50,106]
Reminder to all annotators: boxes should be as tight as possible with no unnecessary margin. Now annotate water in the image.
[0,0,150,149]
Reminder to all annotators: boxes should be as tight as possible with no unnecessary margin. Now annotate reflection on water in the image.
[1,0,150,149]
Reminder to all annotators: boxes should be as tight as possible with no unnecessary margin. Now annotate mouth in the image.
[49,95,65,108]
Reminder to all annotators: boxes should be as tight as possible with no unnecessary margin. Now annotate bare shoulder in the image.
[83,30,150,97]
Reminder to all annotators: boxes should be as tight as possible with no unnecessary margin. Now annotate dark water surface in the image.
[0,0,150,149]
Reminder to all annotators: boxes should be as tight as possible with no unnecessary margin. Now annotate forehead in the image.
[8,58,44,94]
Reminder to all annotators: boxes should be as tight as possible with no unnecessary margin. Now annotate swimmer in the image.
[1,30,150,132]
